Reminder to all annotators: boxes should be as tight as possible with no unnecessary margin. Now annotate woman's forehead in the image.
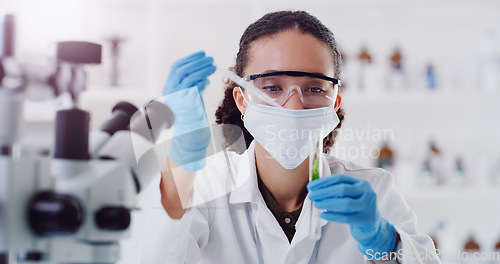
[245,30,335,77]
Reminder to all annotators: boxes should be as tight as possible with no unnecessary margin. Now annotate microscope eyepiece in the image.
[27,192,84,236]
[95,206,131,231]
[100,101,138,135]
[56,41,101,65]
[130,100,174,143]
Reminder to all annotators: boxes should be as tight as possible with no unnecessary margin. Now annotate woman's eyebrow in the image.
[260,69,280,74]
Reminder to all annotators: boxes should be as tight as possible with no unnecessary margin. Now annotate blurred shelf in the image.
[342,89,500,103]
[336,88,500,159]
[399,183,500,235]
[401,184,500,200]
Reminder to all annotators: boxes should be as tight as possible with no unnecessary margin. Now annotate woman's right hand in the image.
[163,51,215,95]
[163,51,216,172]
[160,51,216,218]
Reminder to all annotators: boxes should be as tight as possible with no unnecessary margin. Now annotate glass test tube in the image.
[309,138,324,240]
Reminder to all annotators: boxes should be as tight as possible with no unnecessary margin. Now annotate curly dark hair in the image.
[215,10,345,154]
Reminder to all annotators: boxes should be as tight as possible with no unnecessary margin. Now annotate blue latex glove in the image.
[307,174,397,257]
[162,51,216,172]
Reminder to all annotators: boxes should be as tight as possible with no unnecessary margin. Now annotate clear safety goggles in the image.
[242,71,340,108]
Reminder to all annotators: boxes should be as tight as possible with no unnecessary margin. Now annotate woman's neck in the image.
[254,142,309,212]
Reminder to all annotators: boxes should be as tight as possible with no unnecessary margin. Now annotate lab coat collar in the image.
[229,141,333,206]
[229,140,331,225]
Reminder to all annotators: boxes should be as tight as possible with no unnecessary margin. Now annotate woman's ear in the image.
[233,87,247,115]
[334,94,342,111]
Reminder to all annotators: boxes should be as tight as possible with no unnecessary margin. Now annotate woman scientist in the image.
[141,11,441,264]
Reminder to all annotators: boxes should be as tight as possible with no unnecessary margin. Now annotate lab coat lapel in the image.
[229,141,260,205]
[291,196,327,244]
[255,197,288,239]
[255,198,291,263]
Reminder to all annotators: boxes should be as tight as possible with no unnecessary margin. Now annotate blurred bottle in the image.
[426,63,437,90]
[105,36,126,87]
[479,29,500,92]
[463,234,481,264]
[387,47,407,90]
[377,142,394,170]
[357,46,373,92]
[421,140,444,185]
[464,234,480,251]
[494,235,500,264]
[429,221,446,253]
[450,156,467,185]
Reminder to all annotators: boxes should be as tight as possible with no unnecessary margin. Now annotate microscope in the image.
[0,14,175,264]
[0,13,248,264]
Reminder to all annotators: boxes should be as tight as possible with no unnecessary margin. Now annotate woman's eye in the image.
[306,87,325,93]
[262,85,282,92]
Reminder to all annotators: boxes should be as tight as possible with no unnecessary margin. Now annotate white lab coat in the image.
[135,141,441,264]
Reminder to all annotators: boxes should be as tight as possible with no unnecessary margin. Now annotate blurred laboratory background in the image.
[2,0,500,262]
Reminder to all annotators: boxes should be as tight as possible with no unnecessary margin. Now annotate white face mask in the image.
[243,100,340,170]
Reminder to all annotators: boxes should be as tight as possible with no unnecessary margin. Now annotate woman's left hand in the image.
[307,174,397,257]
